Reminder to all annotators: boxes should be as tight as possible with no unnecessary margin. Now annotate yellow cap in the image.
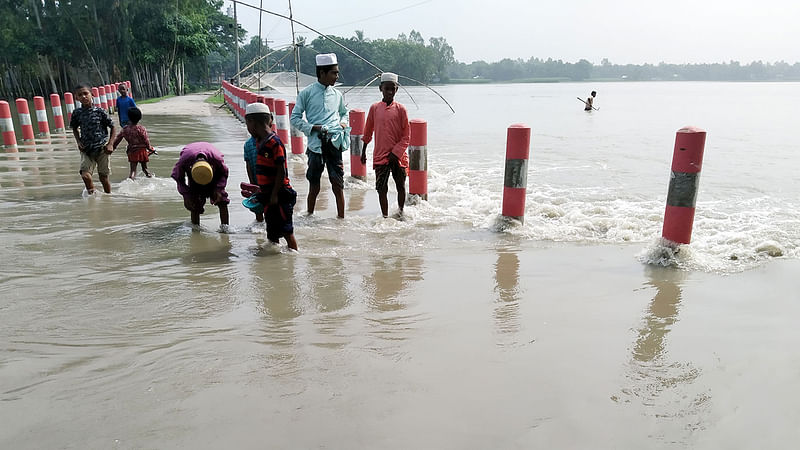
[191,160,213,185]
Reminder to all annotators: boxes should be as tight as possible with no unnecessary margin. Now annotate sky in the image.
[222,0,800,65]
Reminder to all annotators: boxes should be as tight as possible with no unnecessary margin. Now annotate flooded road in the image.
[2,84,800,448]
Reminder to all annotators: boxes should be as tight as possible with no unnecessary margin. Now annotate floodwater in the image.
[1,82,799,449]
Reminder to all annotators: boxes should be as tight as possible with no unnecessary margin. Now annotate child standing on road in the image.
[70,83,117,194]
[361,72,410,218]
[116,83,137,126]
[171,142,230,230]
[245,102,298,250]
[112,107,155,179]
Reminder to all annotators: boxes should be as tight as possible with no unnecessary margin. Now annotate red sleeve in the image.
[362,103,376,145]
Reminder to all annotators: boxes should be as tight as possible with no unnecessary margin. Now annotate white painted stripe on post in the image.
[0,117,13,132]
[36,110,48,122]
[20,114,32,126]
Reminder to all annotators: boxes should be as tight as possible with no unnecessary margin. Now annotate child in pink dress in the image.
[112,107,155,179]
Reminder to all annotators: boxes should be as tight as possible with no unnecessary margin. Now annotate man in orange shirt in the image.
[360,72,411,218]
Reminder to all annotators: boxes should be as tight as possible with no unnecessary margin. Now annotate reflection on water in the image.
[616,266,710,442]
[494,247,521,335]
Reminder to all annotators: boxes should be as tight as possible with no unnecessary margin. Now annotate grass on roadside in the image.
[205,92,224,104]
[137,94,175,104]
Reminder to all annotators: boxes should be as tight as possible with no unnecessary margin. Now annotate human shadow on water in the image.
[613,266,709,440]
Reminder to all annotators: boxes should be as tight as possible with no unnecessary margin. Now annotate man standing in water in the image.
[290,53,349,218]
[584,90,597,111]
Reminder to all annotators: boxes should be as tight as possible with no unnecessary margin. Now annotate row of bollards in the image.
[0,81,130,146]
[221,82,701,245]
[500,123,706,245]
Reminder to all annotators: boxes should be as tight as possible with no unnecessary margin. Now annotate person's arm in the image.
[106,124,116,153]
[290,91,313,136]
[338,92,349,129]
[361,105,375,164]
[70,112,84,151]
[142,127,153,150]
[270,140,288,205]
[112,129,124,150]
[214,157,229,195]
[391,107,411,160]
[171,155,190,196]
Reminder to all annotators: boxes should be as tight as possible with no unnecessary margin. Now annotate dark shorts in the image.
[265,186,297,242]
[306,139,344,188]
[375,159,407,194]
[183,185,230,214]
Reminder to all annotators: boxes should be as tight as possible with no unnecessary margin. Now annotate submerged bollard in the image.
[50,94,65,133]
[16,98,35,142]
[288,102,305,155]
[501,124,531,223]
[0,101,17,147]
[64,92,74,125]
[408,119,428,201]
[274,99,291,151]
[662,126,706,245]
[33,96,50,137]
[349,109,366,180]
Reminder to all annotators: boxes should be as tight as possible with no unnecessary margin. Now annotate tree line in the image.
[0,0,237,100]
[3,0,799,101]
[447,58,800,82]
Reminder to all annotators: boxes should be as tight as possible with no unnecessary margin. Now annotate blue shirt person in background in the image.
[290,53,350,218]
[116,83,137,126]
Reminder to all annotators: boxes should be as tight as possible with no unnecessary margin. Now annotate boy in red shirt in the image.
[245,102,298,250]
[360,72,411,218]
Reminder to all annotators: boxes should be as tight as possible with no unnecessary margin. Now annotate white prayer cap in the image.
[245,102,271,115]
[380,72,399,83]
[315,53,338,66]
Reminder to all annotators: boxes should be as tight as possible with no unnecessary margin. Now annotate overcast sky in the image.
[223,0,800,65]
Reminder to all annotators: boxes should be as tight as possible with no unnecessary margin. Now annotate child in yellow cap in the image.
[171,142,230,229]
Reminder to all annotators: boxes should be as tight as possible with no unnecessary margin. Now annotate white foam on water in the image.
[116,176,177,199]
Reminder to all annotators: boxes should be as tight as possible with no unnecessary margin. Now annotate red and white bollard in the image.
[50,94,65,133]
[288,102,305,155]
[408,119,428,201]
[98,86,108,111]
[109,83,117,111]
[33,96,50,137]
[64,92,74,124]
[501,124,531,223]
[92,87,101,109]
[349,109,366,180]
[274,99,290,150]
[662,126,707,245]
[15,99,35,142]
[0,101,17,147]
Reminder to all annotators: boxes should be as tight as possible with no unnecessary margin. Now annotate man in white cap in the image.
[290,52,349,218]
[171,142,230,229]
[360,72,410,218]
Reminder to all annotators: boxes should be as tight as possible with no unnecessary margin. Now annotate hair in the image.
[74,83,91,93]
[127,107,142,124]
[245,112,272,125]
[316,64,337,78]
[591,91,597,96]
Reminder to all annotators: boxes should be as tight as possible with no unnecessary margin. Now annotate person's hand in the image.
[360,143,367,165]
[104,144,114,154]
[388,152,399,163]
[77,142,85,152]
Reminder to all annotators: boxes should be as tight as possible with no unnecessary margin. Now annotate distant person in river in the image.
[361,72,410,218]
[112,107,155,179]
[584,90,597,111]
[70,83,117,195]
[244,102,298,250]
[171,142,230,230]
[290,52,350,218]
[116,83,137,126]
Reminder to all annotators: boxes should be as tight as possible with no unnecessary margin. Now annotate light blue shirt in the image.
[290,82,350,154]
